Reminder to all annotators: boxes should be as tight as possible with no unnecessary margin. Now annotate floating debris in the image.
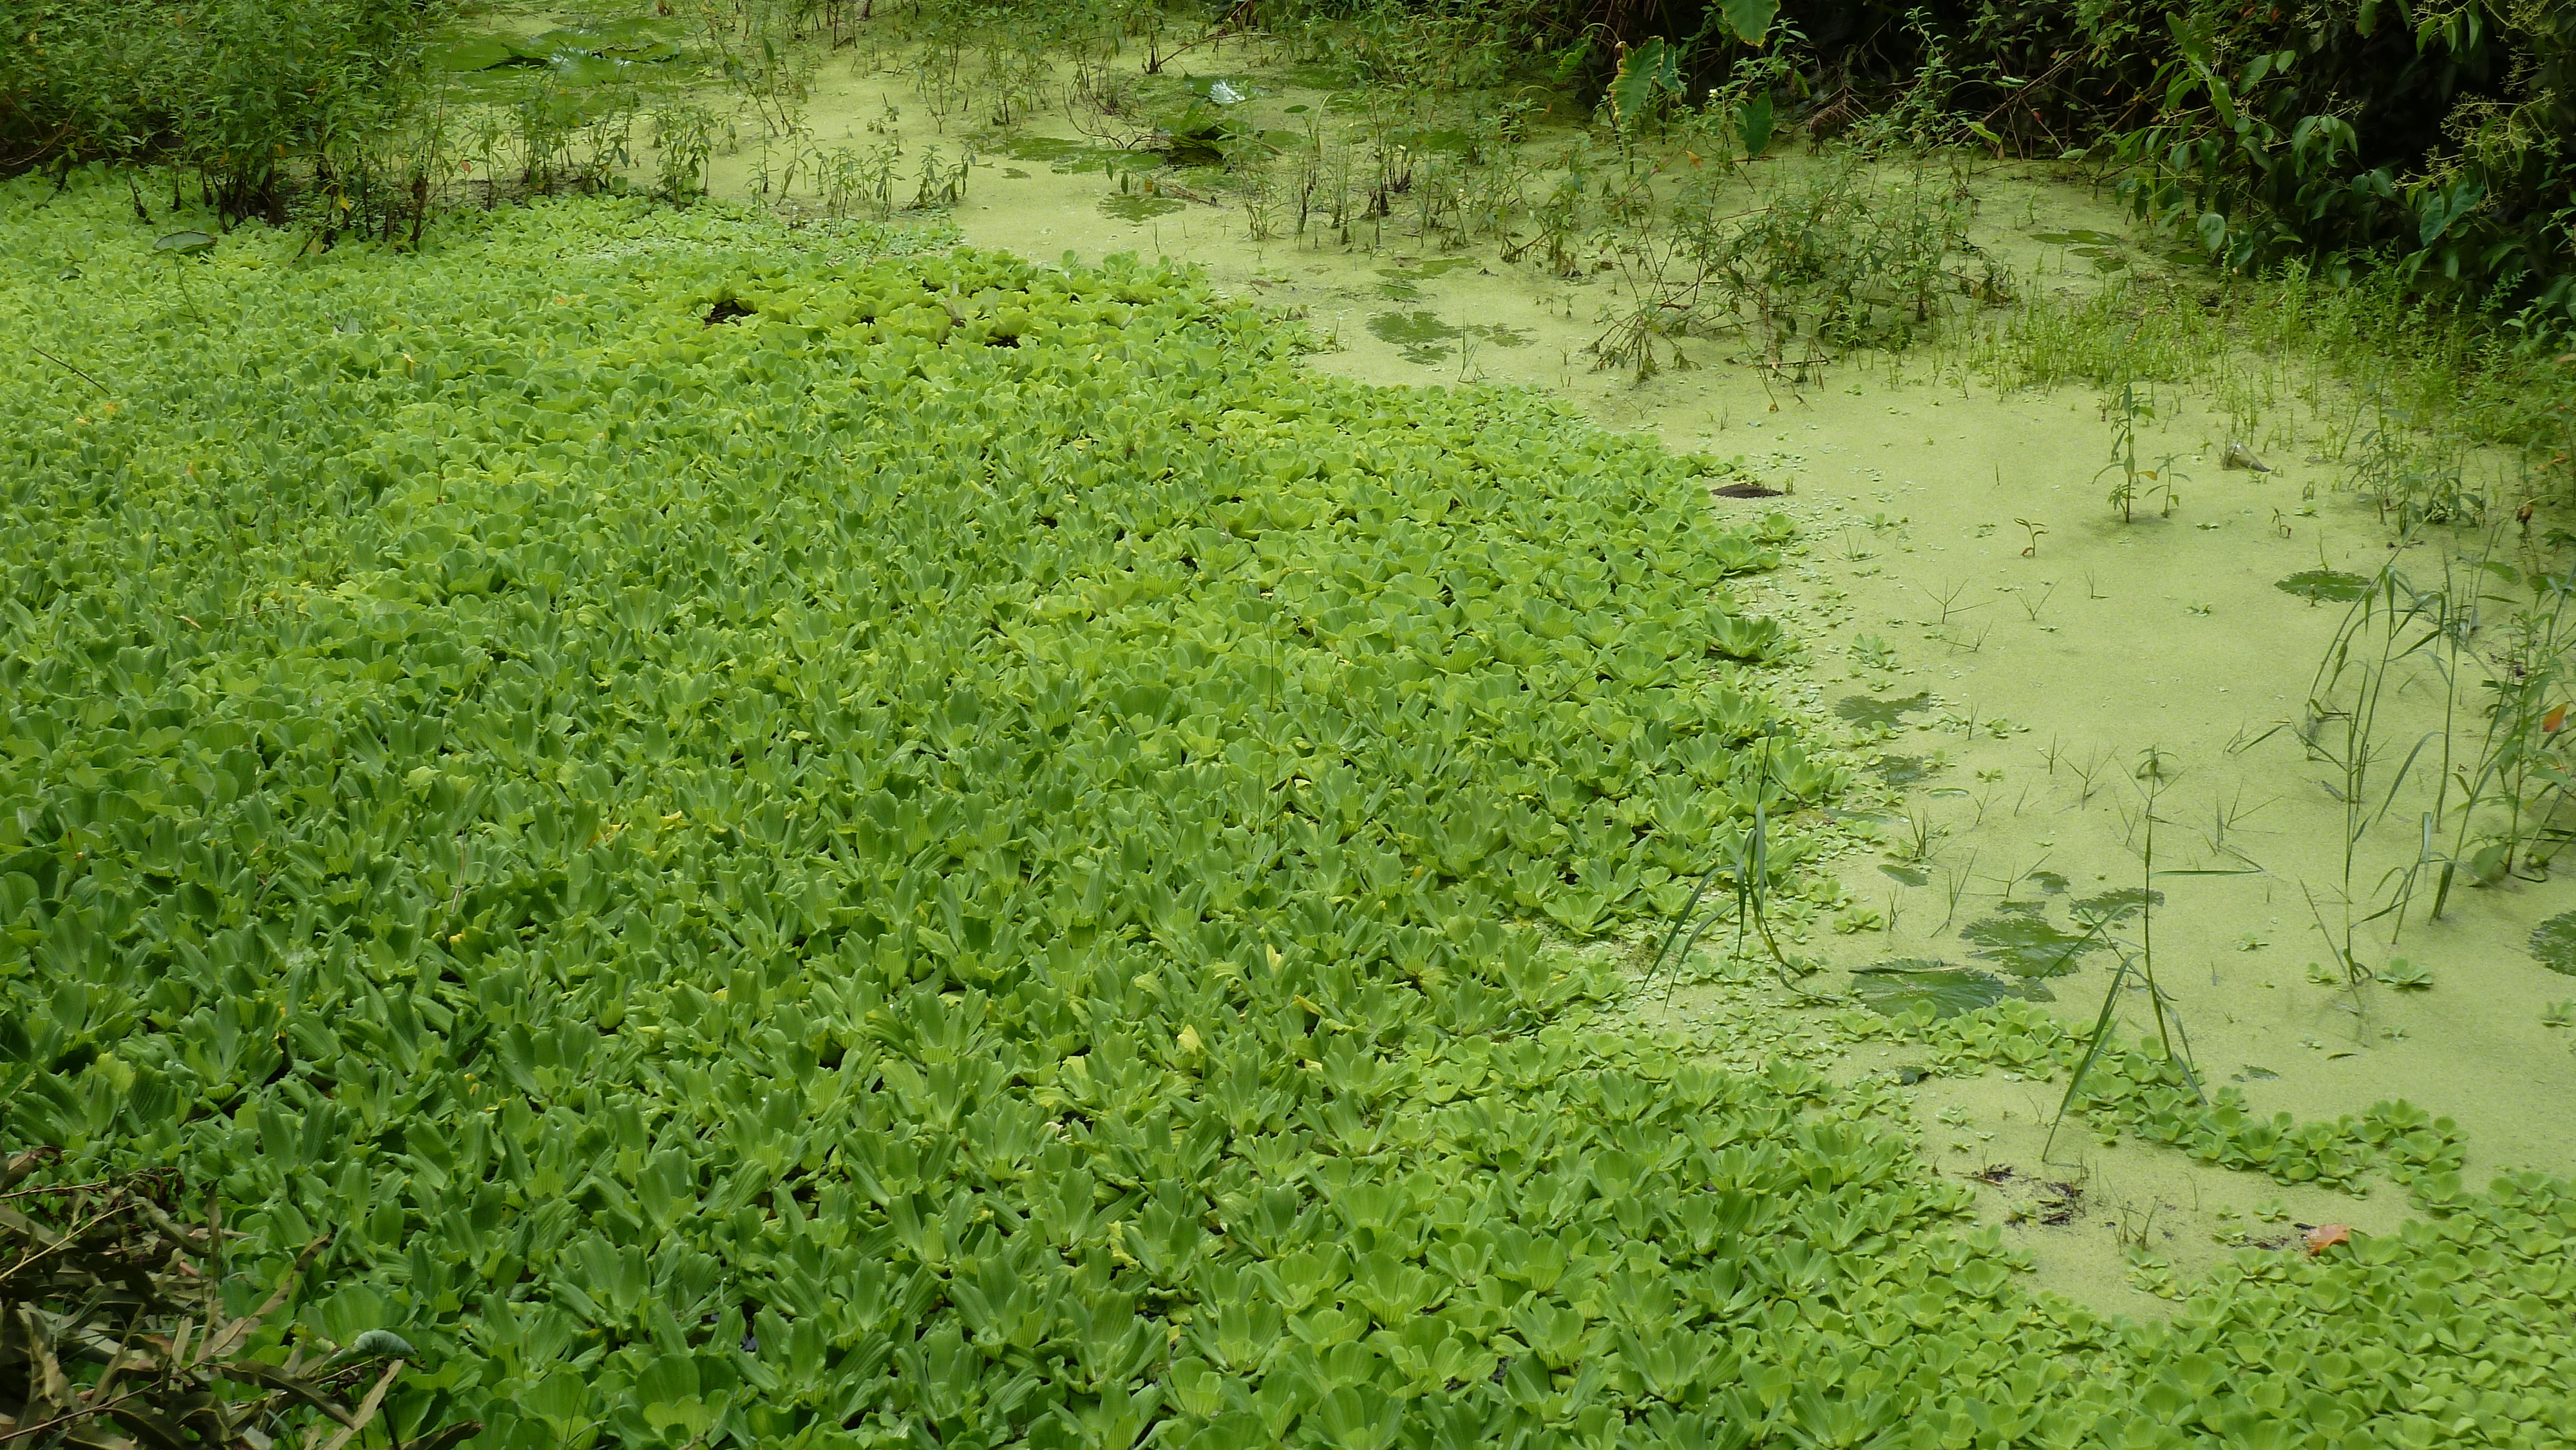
[2221,442,2273,471]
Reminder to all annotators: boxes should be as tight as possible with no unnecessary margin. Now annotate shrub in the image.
[0,0,439,225]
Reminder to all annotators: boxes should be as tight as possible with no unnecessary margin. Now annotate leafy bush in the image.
[1833,0,2575,339]
[1281,0,2574,341]
[1682,144,2006,363]
[2099,0,2576,342]
[0,0,438,225]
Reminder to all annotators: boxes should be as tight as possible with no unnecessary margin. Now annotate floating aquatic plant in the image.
[5,171,2572,1450]
[1849,960,2049,1019]
[2275,568,2376,604]
[2533,911,2576,975]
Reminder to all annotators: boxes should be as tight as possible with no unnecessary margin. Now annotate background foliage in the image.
[1266,0,2575,342]
[0,0,440,224]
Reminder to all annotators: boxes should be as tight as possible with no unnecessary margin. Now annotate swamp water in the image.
[443,4,2574,1319]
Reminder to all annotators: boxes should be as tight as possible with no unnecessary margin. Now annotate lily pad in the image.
[1833,691,1931,730]
[1879,863,1929,887]
[1390,126,1473,155]
[153,231,215,254]
[2276,569,2374,605]
[1959,914,2107,977]
[2070,887,2161,925]
[515,29,598,58]
[548,53,631,85]
[1876,754,1928,786]
[1367,310,1461,364]
[1100,194,1187,222]
[1850,960,2051,1019]
[427,35,519,72]
[1000,137,1136,174]
[2532,911,2576,975]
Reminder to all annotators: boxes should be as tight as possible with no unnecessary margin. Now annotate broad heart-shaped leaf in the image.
[1722,0,1780,44]
[2533,910,2576,975]
[1606,37,1683,128]
[1738,93,1776,158]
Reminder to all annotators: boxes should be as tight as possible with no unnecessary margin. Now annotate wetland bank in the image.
[5,0,2576,1445]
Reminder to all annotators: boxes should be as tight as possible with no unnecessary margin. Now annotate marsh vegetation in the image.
[5,1,2576,1447]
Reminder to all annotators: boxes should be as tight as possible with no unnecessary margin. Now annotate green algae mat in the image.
[4,174,2573,1450]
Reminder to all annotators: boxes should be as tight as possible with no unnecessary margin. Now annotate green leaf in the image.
[2275,569,2373,603]
[2533,911,2576,975]
[1958,914,2108,976]
[1607,37,1683,128]
[1721,0,1781,45]
[1738,93,1776,158]
[1848,961,2050,1019]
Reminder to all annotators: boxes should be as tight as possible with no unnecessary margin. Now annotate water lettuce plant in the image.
[5,171,2575,1450]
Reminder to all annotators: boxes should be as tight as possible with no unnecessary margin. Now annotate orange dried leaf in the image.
[2304,1223,2351,1256]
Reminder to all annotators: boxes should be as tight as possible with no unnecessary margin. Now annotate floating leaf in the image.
[1850,960,2050,1018]
[1959,915,2107,976]
[2069,887,2161,925]
[153,231,216,254]
[2275,569,2373,604]
[1833,691,1931,730]
[2532,911,2576,975]
[426,35,518,71]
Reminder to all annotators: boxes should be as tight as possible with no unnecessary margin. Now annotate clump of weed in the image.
[1674,145,2010,381]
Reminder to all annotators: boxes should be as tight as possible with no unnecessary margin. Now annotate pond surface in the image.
[428,9,2575,1315]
